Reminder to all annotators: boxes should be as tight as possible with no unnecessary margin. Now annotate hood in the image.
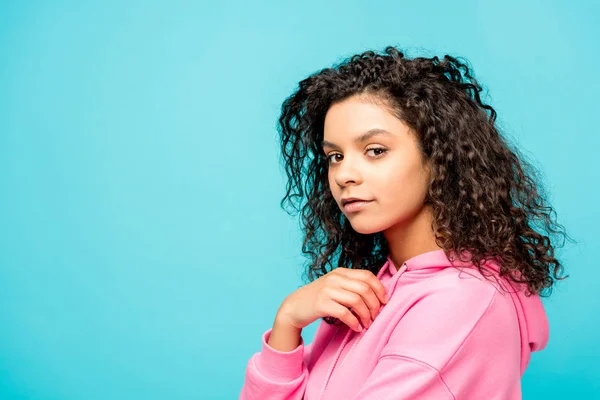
[378,249,550,376]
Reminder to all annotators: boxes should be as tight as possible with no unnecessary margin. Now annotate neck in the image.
[383,203,443,271]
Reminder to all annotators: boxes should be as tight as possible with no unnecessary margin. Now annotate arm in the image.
[239,321,314,400]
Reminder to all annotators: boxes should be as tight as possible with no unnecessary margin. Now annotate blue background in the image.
[1,0,597,398]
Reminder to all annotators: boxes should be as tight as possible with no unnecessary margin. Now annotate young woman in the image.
[239,46,570,400]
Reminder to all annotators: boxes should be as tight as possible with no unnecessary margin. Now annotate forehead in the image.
[321,128,394,150]
[323,97,408,144]
[325,98,396,128]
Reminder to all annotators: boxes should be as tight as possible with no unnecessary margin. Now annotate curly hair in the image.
[277,45,573,317]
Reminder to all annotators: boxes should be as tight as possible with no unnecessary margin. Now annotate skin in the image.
[322,94,442,270]
[267,94,444,352]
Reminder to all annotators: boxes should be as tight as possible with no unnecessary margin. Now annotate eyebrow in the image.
[321,128,394,150]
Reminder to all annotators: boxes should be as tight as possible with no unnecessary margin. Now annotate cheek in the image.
[327,173,335,192]
[377,162,429,206]
[327,173,340,202]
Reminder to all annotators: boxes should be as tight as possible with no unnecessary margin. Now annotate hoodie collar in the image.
[378,248,471,280]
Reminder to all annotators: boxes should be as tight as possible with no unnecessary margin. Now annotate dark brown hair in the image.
[277,46,573,313]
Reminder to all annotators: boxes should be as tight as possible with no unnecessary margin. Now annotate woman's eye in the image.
[366,147,387,157]
[326,154,342,164]
[326,147,387,164]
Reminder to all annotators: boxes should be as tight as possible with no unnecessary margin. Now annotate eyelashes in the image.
[326,147,388,165]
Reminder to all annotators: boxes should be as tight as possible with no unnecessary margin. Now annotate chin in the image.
[346,217,389,235]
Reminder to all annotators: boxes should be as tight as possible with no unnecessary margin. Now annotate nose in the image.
[333,157,363,187]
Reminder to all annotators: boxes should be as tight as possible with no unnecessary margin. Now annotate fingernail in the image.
[357,325,363,332]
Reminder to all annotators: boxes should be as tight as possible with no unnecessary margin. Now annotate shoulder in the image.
[410,263,518,329]
[384,268,519,367]
[406,262,508,307]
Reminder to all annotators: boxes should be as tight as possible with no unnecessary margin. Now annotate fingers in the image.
[322,268,389,333]
[335,268,388,305]
[326,288,373,330]
[338,279,382,321]
[324,299,363,333]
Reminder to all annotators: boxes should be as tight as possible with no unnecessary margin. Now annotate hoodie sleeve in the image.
[239,327,311,400]
[350,280,523,399]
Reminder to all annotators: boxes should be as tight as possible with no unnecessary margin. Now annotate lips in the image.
[343,199,373,213]
[341,198,370,206]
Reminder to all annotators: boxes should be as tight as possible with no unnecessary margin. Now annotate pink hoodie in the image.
[239,249,549,399]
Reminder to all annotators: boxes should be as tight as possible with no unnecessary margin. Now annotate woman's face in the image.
[322,95,432,234]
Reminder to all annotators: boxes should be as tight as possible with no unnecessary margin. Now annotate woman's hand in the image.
[276,268,389,333]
